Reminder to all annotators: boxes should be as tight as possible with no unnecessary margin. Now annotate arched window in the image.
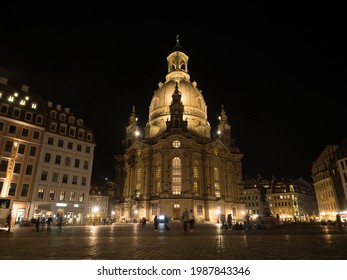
[155,162,161,194]
[135,167,141,197]
[214,167,221,198]
[193,161,199,193]
[172,157,181,194]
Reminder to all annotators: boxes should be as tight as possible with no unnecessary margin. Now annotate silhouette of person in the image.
[227,214,232,229]
[154,215,159,231]
[188,210,195,232]
[181,208,189,232]
[47,216,53,231]
[57,215,63,232]
[36,216,41,232]
[6,211,12,232]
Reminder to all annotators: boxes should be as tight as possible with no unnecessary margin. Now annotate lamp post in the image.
[93,207,99,226]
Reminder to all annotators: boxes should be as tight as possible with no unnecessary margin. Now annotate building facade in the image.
[312,144,347,221]
[266,177,318,222]
[0,76,95,225]
[115,38,245,223]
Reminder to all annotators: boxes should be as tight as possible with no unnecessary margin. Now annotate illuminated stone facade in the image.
[0,77,95,225]
[115,38,245,223]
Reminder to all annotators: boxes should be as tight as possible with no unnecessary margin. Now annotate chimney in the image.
[0,76,8,85]
[21,84,29,93]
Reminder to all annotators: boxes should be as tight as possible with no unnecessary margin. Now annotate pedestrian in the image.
[41,216,46,231]
[5,211,12,232]
[181,208,189,232]
[336,213,343,229]
[221,213,226,230]
[36,216,40,232]
[57,215,63,232]
[227,213,233,229]
[164,214,169,231]
[154,215,159,231]
[141,217,146,227]
[275,214,280,228]
[188,210,195,232]
[47,215,53,231]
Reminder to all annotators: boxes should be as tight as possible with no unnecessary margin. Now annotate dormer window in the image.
[60,114,66,121]
[77,119,83,127]
[8,95,14,102]
[68,116,75,124]
[19,99,26,106]
[50,111,57,118]
[31,102,37,109]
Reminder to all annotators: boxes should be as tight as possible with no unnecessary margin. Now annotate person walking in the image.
[35,216,41,232]
[5,211,12,232]
[188,210,195,232]
[221,213,226,230]
[154,215,159,231]
[181,208,189,232]
[275,214,280,228]
[336,213,343,229]
[41,216,46,231]
[57,215,63,232]
[141,217,146,228]
[47,215,53,232]
[227,213,233,229]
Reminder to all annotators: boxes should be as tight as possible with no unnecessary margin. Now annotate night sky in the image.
[1,3,346,181]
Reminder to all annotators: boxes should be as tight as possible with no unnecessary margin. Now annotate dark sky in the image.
[1,3,346,181]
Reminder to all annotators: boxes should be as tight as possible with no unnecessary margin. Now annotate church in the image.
[114,37,245,223]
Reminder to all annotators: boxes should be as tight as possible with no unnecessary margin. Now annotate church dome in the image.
[147,37,211,139]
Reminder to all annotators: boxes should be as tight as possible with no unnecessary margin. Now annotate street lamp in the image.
[93,207,99,226]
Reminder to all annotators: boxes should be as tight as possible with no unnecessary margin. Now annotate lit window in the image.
[20,99,26,105]
[31,103,37,109]
[172,157,181,194]
[8,96,14,102]
[38,188,44,199]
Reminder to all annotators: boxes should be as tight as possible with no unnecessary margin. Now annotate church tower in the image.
[123,105,141,148]
[115,37,245,223]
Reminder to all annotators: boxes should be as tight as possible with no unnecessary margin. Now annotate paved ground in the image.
[1,222,347,260]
